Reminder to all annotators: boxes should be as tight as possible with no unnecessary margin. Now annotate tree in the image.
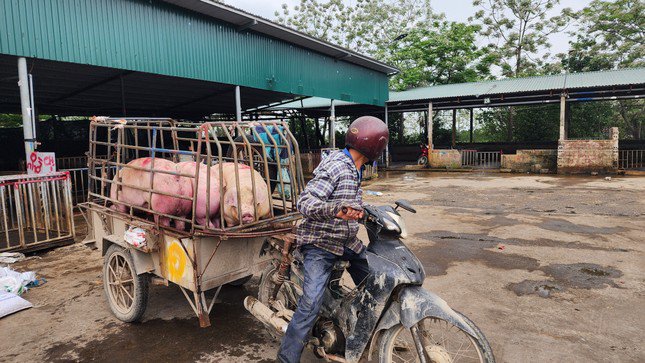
[471,0,572,141]
[387,21,496,90]
[472,0,572,77]
[559,0,644,139]
[275,0,433,57]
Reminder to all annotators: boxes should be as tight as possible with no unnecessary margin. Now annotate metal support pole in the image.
[427,102,433,150]
[469,108,474,143]
[559,94,566,141]
[235,85,242,121]
[385,104,390,168]
[565,101,571,139]
[451,108,457,148]
[18,57,35,162]
[330,99,335,148]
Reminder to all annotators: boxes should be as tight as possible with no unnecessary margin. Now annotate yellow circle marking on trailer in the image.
[166,240,187,282]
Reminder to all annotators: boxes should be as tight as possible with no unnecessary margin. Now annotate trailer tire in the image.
[103,244,149,323]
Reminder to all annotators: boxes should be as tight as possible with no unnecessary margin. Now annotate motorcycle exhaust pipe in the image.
[244,296,289,335]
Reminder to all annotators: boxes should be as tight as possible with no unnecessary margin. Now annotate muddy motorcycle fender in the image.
[368,286,478,359]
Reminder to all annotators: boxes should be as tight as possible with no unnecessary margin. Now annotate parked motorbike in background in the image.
[245,200,495,363]
[418,144,429,166]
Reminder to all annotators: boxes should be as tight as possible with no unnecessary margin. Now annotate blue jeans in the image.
[277,244,369,363]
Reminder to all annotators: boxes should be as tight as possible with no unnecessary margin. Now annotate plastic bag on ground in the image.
[0,267,37,295]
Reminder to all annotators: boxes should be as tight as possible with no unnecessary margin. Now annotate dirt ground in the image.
[1,172,643,363]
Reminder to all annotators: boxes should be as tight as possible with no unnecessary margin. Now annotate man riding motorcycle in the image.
[277,116,389,363]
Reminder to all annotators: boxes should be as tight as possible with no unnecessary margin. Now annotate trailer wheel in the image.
[227,275,252,286]
[103,244,149,323]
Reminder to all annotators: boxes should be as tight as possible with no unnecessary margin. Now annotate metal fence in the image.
[64,166,117,205]
[0,172,75,252]
[461,150,501,169]
[619,150,645,170]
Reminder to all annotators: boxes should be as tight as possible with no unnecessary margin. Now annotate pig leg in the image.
[154,214,171,228]
[175,220,186,231]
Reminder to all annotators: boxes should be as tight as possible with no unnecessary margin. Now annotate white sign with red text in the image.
[27,152,56,175]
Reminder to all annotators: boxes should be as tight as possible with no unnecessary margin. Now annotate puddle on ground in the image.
[539,219,623,235]
[413,233,541,276]
[541,263,622,289]
[508,280,564,298]
[507,263,622,298]
[414,232,624,298]
[45,285,274,363]
[414,231,628,277]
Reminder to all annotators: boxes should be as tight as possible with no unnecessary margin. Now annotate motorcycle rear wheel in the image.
[258,264,296,339]
[378,311,494,363]
[417,156,428,166]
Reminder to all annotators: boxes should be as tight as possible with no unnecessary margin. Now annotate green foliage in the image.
[275,0,433,56]
[574,0,644,69]
[472,0,573,77]
[0,114,22,128]
[386,21,495,90]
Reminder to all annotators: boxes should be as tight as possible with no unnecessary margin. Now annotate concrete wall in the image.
[501,149,557,173]
[557,128,619,174]
[429,149,461,168]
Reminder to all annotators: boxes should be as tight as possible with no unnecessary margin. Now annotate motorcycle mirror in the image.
[395,199,416,213]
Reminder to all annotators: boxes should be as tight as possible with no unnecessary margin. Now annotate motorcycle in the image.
[245,200,495,363]
[417,144,429,166]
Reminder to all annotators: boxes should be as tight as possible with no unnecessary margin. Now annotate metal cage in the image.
[84,118,304,236]
[0,172,75,252]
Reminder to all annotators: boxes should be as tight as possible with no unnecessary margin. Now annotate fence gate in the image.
[461,150,501,169]
[619,150,645,170]
[0,172,75,252]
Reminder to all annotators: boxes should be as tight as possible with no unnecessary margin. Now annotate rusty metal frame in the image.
[0,172,75,253]
[86,118,303,236]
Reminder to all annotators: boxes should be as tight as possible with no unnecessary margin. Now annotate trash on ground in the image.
[0,291,32,319]
[0,252,26,264]
[497,244,506,250]
[124,226,147,248]
[604,177,612,181]
[364,190,383,196]
[0,267,37,295]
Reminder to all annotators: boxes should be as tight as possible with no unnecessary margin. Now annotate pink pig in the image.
[220,162,272,226]
[110,157,193,230]
[177,161,221,229]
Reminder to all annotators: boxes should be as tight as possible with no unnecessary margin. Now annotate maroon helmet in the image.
[345,116,389,160]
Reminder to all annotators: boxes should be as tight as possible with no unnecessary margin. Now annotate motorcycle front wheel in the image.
[378,311,494,363]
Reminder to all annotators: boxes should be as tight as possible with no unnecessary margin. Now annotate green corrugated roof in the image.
[0,0,390,106]
[269,67,645,111]
[270,97,357,110]
[390,67,645,102]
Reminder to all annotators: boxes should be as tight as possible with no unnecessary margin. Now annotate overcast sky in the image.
[227,0,591,58]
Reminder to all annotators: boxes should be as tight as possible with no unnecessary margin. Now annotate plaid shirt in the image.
[296,149,364,256]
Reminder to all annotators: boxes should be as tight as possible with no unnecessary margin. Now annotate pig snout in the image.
[241,212,254,224]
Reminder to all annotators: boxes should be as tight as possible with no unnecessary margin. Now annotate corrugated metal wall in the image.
[0,0,388,105]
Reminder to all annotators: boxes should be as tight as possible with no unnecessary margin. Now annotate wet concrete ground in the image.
[1,173,643,362]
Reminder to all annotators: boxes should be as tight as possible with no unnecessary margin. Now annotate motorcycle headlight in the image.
[385,211,408,239]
